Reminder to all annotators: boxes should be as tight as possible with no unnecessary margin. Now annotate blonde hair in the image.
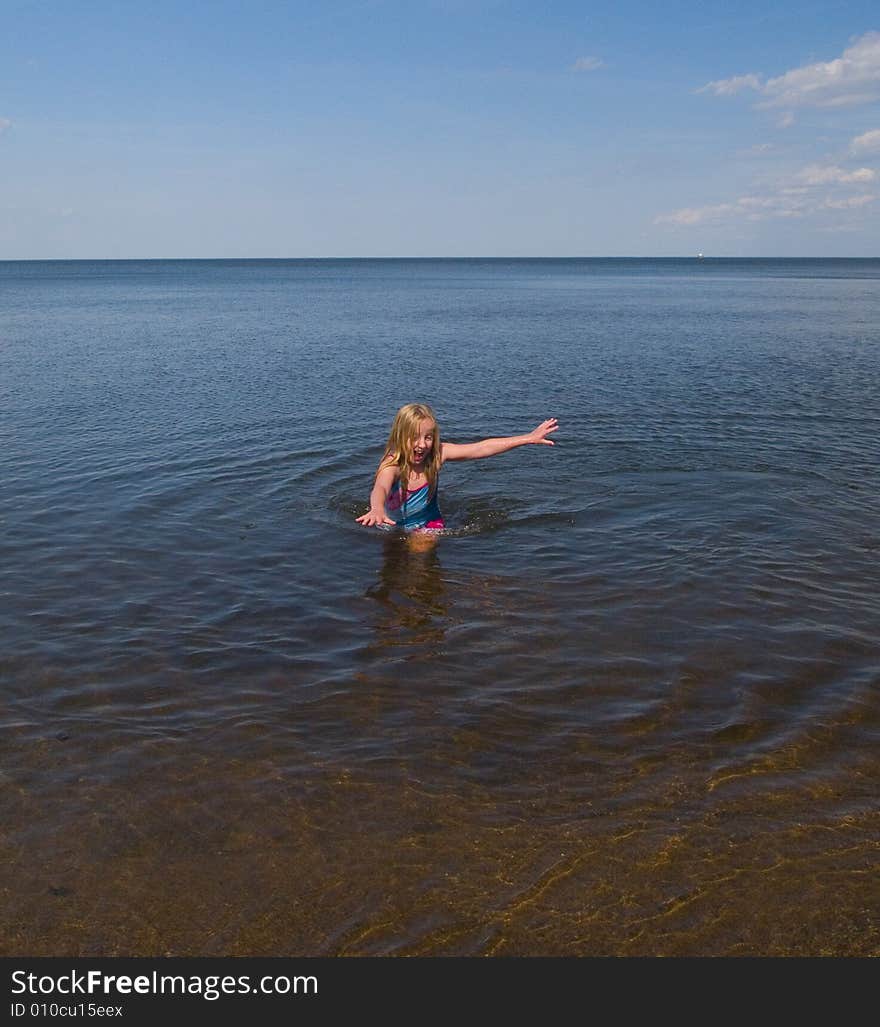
[377,403,442,503]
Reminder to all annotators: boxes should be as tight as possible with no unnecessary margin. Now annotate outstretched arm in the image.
[441,418,558,463]
[356,464,398,527]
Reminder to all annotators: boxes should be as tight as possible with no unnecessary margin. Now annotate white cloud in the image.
[851,128,880,153]
[572,56,604,72]
[655,195,799,226]
[662,34,880,234]
[698,31,880,111]
[0,118,11,135]
[654,203,735,226]
[760,32,880,109]
[821,194,876,209]
[737,196,782,210]
[735,194,808,219]
[736,142,777,158]
[699,73,761,96]
[656,177,877,226]
[794,163,877,185]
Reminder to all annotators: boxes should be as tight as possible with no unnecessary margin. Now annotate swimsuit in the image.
[385,478,445,530]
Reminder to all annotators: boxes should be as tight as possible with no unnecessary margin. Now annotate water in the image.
[2,258,879,956]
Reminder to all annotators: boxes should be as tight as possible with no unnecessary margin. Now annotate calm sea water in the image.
[2,258,879,956]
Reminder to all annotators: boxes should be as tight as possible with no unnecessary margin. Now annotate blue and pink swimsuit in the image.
[385,478,445,531]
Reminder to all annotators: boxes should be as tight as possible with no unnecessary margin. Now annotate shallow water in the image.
[2,258,879,955]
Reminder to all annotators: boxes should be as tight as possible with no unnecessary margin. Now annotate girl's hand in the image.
[356,509,396,527]
[528,418,559,445]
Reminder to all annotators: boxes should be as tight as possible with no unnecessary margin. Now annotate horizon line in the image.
[2,254,879,262]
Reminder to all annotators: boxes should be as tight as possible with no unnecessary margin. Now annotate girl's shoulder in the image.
[376,456,401,481]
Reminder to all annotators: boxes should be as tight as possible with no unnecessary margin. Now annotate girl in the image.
[356,403,559,530]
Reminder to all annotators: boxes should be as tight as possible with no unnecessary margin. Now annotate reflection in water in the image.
[365,534,448,655]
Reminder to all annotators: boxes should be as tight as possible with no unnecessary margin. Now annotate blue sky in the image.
[2,0,879,257]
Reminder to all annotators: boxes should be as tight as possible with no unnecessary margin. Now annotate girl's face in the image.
[410,419,435,466]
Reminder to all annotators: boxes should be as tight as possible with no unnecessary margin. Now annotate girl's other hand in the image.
[356,509,396,527]
[528,418,559,445]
